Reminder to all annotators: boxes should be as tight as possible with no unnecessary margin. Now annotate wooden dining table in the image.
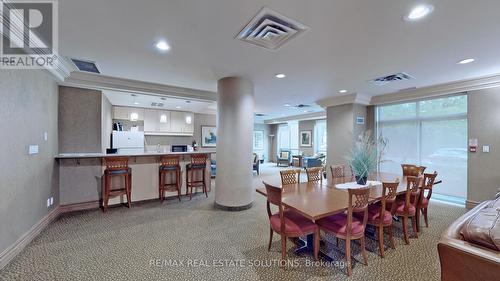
[256,172,429,259]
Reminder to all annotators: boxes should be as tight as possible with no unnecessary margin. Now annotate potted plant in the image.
[346,131,382,185]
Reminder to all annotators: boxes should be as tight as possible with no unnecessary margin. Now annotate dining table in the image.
[256,172,437,260]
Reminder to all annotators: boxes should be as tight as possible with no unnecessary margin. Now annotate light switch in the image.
[482,145,490,153]
[29,145,39,155]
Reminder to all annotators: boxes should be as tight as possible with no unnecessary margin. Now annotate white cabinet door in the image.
[158,111,171,132]
[170,111,183,133]
[144,109,159,132]
[183,112,194,133]
[113,106,129,120]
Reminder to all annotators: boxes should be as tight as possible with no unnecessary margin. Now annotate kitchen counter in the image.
[57,150,215,209]
[55,150,216,159]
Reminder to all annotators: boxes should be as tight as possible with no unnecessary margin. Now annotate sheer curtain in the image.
[376,95,468,199]
[314,119,327,154]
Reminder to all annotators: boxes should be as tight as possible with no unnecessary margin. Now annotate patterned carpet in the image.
[0,164,467,280]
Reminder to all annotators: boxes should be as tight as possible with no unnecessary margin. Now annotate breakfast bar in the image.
[56,151,215,210]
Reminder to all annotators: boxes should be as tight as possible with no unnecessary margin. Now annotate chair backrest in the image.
[380,180,400,218]
[330,165,345,184]
[305,167,323,182]
[401,164,426,177]
[347,187,371,235]
[280,169,301,185]
[263,182,285,233]
[160,155,180,167]
[253,153,259,164]
[421,171,438,203]
[191,154,207,166]
[279,149,291,159]
[104,157,129,171]
[403,175,423,212]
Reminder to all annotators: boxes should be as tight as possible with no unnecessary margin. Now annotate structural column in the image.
[215,77,254,210]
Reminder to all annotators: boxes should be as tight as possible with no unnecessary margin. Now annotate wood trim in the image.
[465,200,480,210]
[0,207,60,270]
[59,201,100,213]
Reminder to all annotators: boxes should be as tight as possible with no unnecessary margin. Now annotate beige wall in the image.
[326,103,367,177]
[467,88,500,203]
[59,86,103,153]
[253,123,271,162]
[299,120,315,156]
[0,70,59,254]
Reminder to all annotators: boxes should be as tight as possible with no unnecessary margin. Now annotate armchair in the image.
[253,153,260,175]
[276,149,291,167]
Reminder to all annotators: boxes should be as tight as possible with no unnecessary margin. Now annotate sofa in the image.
[438,198,500,281]
[303,154,325,169]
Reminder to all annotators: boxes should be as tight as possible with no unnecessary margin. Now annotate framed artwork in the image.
[253,130,264,150]
[201,126,217,147]
[300,130,312,147]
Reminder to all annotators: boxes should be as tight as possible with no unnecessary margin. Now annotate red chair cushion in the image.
[395,200,416,216]
[421,197,429,207]
[366,204,393,224]
[316,213,365,236]
[270,210,318,234]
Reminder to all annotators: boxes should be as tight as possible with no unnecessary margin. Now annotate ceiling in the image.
[59,0,500,120]
[103,91,217,115]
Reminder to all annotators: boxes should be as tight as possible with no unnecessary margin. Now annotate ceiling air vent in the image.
[71,58,100,74]
[151,102,164,107]
[254,113,266,117]
[236,7,309,51]
[293,104,311,109]
[369,72,414,86]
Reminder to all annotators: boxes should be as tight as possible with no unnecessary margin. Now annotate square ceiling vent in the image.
[369,72,414,86]
[71,58,100,74]
[236,7,309,51]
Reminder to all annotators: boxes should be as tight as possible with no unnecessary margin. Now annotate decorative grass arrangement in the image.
[346,131,386,185]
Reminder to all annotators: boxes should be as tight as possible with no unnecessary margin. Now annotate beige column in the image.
[215,77,254,210]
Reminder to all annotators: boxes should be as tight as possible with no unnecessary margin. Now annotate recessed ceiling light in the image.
[275,73,286,79]
[457,58,475,65]
[175,106,181,109]
[155,40,170,51]
[404,4,434,21]
[284,104,291,107]
[339,89,348,94]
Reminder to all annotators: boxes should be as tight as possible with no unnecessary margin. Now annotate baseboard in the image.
[0,206,60,270]
[59,200,100,213]
[465,200,480,209]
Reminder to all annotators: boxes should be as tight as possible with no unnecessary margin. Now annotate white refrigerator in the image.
[112,131,145,154]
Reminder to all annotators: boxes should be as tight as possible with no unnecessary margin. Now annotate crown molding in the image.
[61,72,217,102]
[370,73,500,105]
[316,93,371,108]
[264,111,326,124]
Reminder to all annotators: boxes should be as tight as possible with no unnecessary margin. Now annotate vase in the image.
[355,176,367,185]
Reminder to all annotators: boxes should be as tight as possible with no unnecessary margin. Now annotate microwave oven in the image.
[171,145,188,152]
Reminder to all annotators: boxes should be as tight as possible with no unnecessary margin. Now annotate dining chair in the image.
[317,187,371,276]
[365,180,399,257]
[401,164,426,177]
[280,169,301,185]
[417,172,438,230]
[395,175,423,244]
[263,182,319,262]
[330,165,346,184]
[305,167,323,183]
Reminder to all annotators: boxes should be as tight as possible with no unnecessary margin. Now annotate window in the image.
[314,119,327,154]
[277,124,290,151]
[376,95,467,199]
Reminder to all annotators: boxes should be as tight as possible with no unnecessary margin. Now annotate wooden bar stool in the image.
[159,155,182,202]
[102,157,132,212]
[186,154,208,200]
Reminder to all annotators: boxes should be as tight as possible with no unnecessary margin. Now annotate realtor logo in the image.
[0,0,58,68]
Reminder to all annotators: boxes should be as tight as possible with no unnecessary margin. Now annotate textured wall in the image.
[467,88,500,203]
[58,86,102,153]
[0,70,59,255]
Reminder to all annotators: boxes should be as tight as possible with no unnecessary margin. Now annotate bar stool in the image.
[186,154,208,200]
[103,157,132,212]
[159,155,182,202]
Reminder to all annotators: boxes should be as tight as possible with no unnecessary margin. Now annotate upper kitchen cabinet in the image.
[113,106,145,121]
[171,111,194,134]
[144,109,171,133]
